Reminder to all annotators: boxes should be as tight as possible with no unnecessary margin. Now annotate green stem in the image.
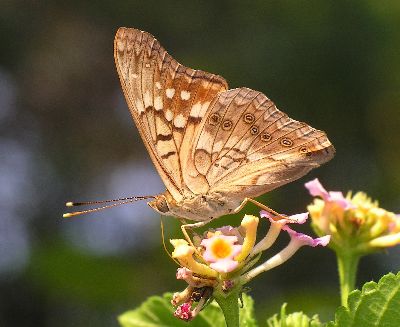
[337,251,361,307]
[213,284,240,327]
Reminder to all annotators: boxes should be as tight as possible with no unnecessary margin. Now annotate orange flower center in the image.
[211,238,232,259]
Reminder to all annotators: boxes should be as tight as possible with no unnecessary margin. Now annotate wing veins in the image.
[247,117,304,156]
[214,95,269,162]
[211,90,261,161]
[209,88,248,152]
[206,99,272,181]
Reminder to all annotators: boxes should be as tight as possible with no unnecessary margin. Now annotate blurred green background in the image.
[1,1,399,326]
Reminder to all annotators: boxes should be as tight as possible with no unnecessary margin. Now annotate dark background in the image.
[1,1,399,326]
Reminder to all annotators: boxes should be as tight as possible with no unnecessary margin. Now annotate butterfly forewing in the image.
[114,28,227,201]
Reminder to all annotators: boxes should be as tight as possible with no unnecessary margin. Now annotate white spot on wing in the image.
[174,114,187,128]
[132,73,138,79]
[154,96,163,111]
[190,102,202,118]
[166,88,175,99]
[143,90,152,108]
[135,99,145,114]
[155,82,162,90]
[189,101,210,119]
[165,109,173,122]
[180,90,191,100]
[199,101,210,117]
[145,63,151,68]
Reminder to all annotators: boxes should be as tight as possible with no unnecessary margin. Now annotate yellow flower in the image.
[306,179,400,253]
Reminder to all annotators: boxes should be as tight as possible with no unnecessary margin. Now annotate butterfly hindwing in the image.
[192,87,335,198]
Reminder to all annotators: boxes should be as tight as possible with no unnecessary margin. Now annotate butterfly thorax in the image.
[148,190,241,222]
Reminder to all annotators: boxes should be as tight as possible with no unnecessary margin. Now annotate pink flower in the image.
[305,178,353,210]
[201,234,242,273]
[174,302,193,321]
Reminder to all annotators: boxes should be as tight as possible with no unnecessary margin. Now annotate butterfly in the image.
[64,27,335,224]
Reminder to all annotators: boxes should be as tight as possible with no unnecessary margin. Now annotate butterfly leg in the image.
[234,198,291,221]
[181,219,214,260]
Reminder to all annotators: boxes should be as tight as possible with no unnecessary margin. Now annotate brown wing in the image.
[190,87,335,198]
[114,28,228,201]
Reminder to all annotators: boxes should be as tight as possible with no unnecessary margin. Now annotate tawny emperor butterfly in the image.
[65,28,335,225]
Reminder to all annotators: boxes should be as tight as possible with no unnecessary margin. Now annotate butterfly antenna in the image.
[63,196,155,218]
[65,195,154,207]
[160,217,181,266]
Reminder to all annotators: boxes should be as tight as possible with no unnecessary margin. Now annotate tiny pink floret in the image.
[260,211,309,225]
[283,225,331,247]
[305,178,329,199]
[328,191,354,210]
[201,233,242,273]
[305,178,353,210]
[176,267,192,280]
[201,234,241,263]
[174,302,193,321]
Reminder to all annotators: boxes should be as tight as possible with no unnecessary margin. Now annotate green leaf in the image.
[239,293,258,327]
[331,272,400,327]
[267,303,323,327]
[118,293,258,327]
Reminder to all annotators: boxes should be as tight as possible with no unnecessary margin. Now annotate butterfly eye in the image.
[209,113,221,126]
[250,126,259,135]
[260,132,272,142]
[280,138,293,147]
[155,196,169,213]
[222,119,233,130]
[243,113,255,124]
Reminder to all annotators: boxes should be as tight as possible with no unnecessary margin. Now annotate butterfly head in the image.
[148,192,173,215]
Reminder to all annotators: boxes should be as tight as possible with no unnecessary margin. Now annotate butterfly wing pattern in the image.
[114,28,335,221]
[114,28,228,204]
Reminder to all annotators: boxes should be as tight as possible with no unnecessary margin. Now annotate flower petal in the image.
[176,267,217,288]
[260,211,309,225]
[234,215,258,262]
[283,226,331,247]
[171,241,218,277]
[210,258,239,273]
[305,178,329,199]
[328,191,354,209]
[216,226,244,243]
[260,211,290,225]
[288,212,309,224]
[369,233,400,247]
[176,267,192,280]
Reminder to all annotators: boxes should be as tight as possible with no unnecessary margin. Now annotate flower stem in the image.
[213,284,241,327]
[336,251,361,307]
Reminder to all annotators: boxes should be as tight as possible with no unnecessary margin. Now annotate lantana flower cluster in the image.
[306,178,400,254]
[170,212,330,321]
